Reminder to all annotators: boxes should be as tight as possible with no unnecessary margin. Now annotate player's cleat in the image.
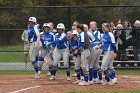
[35,73,40,79]
[79,81,89,86]
[93,78,98,82]
[102,80,115,86]
[81,76,84,81]
[134,63,138,67]
[114,78,118,84]
[50,75,56,80]
[73,80,80,84]
[88,81,93,85]
[38,71,41,77]
[94,79,104,84]
[72,73,77,77]
[125,64,129,67]
[102,80,109,85]
[46,72,51,76]
[66,76,71,81]
[117,64,121,67]
[110,78,116,85]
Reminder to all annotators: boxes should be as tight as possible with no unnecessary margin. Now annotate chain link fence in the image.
[0,5,140,70]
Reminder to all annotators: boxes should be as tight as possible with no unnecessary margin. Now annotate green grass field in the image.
[0,45,26,62]
[0,69,139,75]
[65,90,140,93]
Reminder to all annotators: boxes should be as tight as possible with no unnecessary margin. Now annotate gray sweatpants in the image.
[53,47,70,68]
[29,42,40,61]
[75,49,90,74]
[89,47,102,69]
[101,51,114,71]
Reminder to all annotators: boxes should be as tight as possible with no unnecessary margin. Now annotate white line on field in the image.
[1,79,35,82]
[8,85,40,93]
[130,81,140,83]
[120,75,140,79]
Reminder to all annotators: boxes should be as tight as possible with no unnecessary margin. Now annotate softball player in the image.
[21,29,30,66]
[28,17,40,79]
[75,24,91,86]
[89,21,103,84]
[67,30,82,83]
[37,23,55,77]
[101,23,117,85]
[48,23,70,80]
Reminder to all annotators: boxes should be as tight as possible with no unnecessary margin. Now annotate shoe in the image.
[35,73,39,79]
[81,76,84,81]
[93,78,98,82]
[72,73,77,77]
[110,78,116,85]
[125,64,129,67]
[108,81,114,85]
[79,81,89,86]
[38,71,41,76]
[73,80,80,84]
[66,76,71,81]
[46,72,51,76]
[94,79,103,84]
[117,64,121,67]
[102,80,108,85]
[88,81,93,85]
[50,75,55,80]
[134,63,138,67]
[114,78,117,84]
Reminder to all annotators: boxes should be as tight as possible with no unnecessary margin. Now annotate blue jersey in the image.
[40,32,54,49]
[92,29,101,44]
[28,25,40,43]
[78,32,88,50]
[90,29,101,47]
[69,39,78,54]
[101,32,116,51]
[51,32,68,49]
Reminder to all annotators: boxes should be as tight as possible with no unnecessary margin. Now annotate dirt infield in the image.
[0,74,140,93]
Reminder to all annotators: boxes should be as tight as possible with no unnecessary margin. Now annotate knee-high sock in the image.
[105,75,110,82]
[110,69,116,78]
[89,68,93,81]
[32,60,38,73]
[93,68,97,79]
[80,68,84,76]
[97,68,102,80]
[66,68,70,77]
[38,56,44,71]
[84,73,89,82]
[104,69,114,80]
[75,69,81,80]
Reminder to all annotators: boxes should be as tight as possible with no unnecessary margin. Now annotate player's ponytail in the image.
[77,24,90,48]
[83,25,90,49]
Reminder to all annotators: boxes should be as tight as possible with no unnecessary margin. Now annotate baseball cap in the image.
[28,17,37,23]
[72,30,78,35]
[43,23,50,27]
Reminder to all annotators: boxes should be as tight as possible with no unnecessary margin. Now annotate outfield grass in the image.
[65,90,140,93]
[0,69,139,75]
[116,69,140,75]
[0,45,26,62]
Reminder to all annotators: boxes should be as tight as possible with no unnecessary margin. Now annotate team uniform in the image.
[68,31,82,83]
[101,31,117,85]
[76,32,90,86]
[89,29,103,84]
[38,29,55,75]
[50,23,70,80]
[28,17,40,79]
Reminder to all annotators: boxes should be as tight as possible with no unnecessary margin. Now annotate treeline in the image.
[0,0,140,45]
